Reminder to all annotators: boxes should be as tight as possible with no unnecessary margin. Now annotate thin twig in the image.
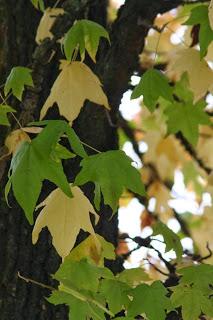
[17,272,56,291]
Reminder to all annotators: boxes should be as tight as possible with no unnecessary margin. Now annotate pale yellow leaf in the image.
[167,48,213,101]
[40,61,110,123]
[35,8,64,44]
[148,182,173,222]
[5,129,31,155]
[32,185,99,259]
[22,126,43,134]
[191,207,213,264]
[209,0,213,31]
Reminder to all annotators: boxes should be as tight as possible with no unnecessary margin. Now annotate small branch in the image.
[144,258,170,276]
[17,272,55,291]
[176,132,212,175]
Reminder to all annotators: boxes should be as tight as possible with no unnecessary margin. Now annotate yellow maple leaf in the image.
[167,48,213,101]
[32,185,99,259]
[35,8,64,44]
[148,182,173,222]
[5,129,31,155]
[40,60,110,123]
[209,0,213,31]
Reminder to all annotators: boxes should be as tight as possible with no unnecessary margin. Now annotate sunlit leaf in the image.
[40,61,110,123]
[32,186,98,258]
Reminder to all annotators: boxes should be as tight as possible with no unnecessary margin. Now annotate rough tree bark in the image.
[0,1,183,319]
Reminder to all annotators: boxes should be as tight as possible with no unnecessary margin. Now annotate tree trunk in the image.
[0,1,183,319]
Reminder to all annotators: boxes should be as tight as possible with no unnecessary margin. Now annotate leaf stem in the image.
[0,92,22,129]
[80,140,101,154]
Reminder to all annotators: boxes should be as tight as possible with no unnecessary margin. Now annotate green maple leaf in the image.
[4,67,34,101]
[166,100,210,146]
[171,284,213,320]
[8,120,86,224]
[127,281,171,320]
[49,258,114,319]
[0,104,15,126]
[54,258,113,293]
[49,291,106,320]
[74,150,145,212]
[100,279,130,314]
[185,5,213,58]
[152,221,183,261]
[63,19,110,62]
[131,69,173,112]
[178,264,213,292]
[165,74,210,146]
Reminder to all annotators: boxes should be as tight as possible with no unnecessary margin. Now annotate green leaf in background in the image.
[152,221,183,261]
[165,100,210,146]
[8,121,73,224]
[63,19,110,62]
[74,150,145,213]
[171,284,213,320]
[31,0,45,11]
[131,69,173,112]
[165,74,210,146]
[100,279,131,314]
[185,5,213,58]
[4,67,34,101]
[0,104,15,126]
[117,267,150,286]
[127,281,171,320]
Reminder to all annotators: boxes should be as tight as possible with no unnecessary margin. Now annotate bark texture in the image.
[0,1,183,319]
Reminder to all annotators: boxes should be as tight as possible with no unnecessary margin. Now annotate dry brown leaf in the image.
[32,185,99,259]
[40,61,110,123]
[5,129,31,155]
[167,48,213,101]
[35,8,64,44]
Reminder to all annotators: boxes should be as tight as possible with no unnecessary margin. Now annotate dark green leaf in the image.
[74,150,145,212]
[8,122,72,224]
[128,281,171,320]
[100,279,130,314]
[152,221,183,261]
[165,74,210,146]
[185,5,213,58]
[4,67,34,101]
[0,104,15,126]
[131,69,173,112]
[63,19,109,62]
[171,284,213,320]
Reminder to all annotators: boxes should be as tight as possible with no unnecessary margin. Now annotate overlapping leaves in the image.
[7,120,86,223]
